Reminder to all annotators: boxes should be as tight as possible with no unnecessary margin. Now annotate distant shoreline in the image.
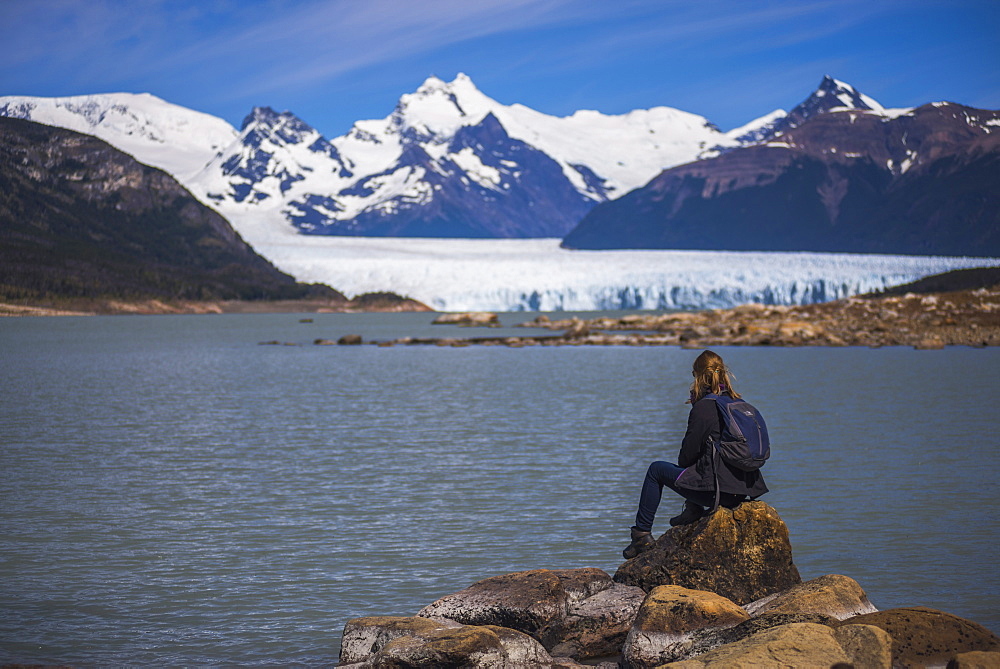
[0,296,431,317]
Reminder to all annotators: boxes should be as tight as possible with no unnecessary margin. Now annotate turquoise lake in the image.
[2,312,998,665]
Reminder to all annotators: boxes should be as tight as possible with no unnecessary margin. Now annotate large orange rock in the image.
[614,501,801,605]
[744,573,878,619]
[621,585,750,667]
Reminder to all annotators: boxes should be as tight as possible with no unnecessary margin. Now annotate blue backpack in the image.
[705,393,770,472]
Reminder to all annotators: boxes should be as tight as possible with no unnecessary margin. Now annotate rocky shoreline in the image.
[0,293,431,317]
[266,284,1000,349]
[337,502,1000,667]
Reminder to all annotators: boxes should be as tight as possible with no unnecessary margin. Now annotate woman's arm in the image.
[678,398,716,467]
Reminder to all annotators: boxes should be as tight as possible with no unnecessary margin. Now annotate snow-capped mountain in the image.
[188,73,740,238]
[0,92,237,181]
[563,99,1000,255]
[708,76,895,149]
[0,75,891,243]
[759,75,887,141]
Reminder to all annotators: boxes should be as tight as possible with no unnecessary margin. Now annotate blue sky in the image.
[1,0,997,137]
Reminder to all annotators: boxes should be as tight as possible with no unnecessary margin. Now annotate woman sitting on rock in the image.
[623,350,768,559]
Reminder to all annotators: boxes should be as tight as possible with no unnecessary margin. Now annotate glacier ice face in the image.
[236,231,999,312]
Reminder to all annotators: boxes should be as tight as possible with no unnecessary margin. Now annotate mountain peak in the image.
[758,76,884,139]
[241,106,282,130]
[813,75,884,112]
[417,72,477,92]
[393,74,497,141]
[239,106,321,151]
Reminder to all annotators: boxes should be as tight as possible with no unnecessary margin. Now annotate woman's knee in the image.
[646,461,682,484]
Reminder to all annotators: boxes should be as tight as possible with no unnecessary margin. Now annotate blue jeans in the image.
[633,461,745,532]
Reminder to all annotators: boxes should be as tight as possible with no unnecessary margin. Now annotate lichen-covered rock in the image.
[415,567,640,660]
[833,623,893,669]
[744,573,878,619]
[614,501,801,605]
[840,607,1000,668]
[543,582,647,660]
[480,625,565,666]
[662,622,853,668]
[338,616,573,667]
[339,616,463,664]
[948,650,1000,668]
[373,625,507,667]
[417,568,610,637]
[621,585,750,667]
[679,612,840,660]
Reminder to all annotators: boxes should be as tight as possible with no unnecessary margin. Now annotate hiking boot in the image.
[669,501,706,526]
[622,527,655,559]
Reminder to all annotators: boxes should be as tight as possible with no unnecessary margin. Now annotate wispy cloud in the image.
[2,0,995,133]
[1,0,591,99]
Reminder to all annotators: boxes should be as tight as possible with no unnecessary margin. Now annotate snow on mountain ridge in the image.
[0,92,238,180]
[183,73,733,240]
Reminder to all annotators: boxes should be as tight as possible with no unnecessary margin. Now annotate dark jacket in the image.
[674,396,769,497]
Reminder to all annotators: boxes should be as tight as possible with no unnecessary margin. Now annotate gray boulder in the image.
[416,567,645,661]
[338,615,583,667]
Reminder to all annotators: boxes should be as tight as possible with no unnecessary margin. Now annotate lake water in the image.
[2,312,998,665]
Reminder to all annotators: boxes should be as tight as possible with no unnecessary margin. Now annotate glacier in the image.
[239,227,999,311]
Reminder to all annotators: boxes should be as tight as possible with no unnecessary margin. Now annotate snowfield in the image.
[241,227,999,311]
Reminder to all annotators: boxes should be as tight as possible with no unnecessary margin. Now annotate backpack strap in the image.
[703,393,723,513]
[712,447,722,512]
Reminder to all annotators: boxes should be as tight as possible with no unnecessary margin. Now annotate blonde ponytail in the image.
[690,350,740,403]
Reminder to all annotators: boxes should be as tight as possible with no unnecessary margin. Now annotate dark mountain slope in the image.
[0,117,342,302]
[562,103,1000,256]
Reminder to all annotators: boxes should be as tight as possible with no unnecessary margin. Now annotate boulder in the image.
[679,612,840,660]
[833,623,893,669]
[563,318,590,338]
[948,650,1000,668]
[774,320,822,340]
[339,616,580,667]
[339,615,463,664]
[744,573,878,619]
[543,582,647,659]
[432,312,499,326]
[621,585,750,667]
[372,624,507,667]
[417,568,594,634]
[614,501,801,605]
[481,625,571,666]
[662,622,853,668]
[416,568,643,660]
[337,334,363,345]
[839,607,1000,668]
[915,336,946,349]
